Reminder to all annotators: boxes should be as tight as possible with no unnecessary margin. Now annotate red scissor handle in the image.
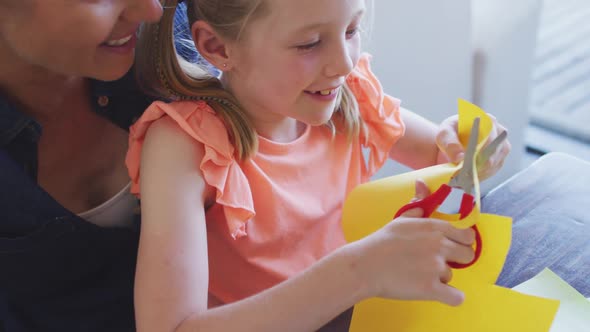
[394,185,482,269]
[394,184,453,219]
[449,225,482,269]
[449,193,481,268]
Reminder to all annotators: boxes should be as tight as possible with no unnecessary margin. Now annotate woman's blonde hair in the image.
[135,0,364,160]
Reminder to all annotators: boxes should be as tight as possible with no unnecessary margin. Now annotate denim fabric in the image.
[0,6,199,331]
[0,148,140,331]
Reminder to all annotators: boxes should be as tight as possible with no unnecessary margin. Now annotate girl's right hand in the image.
[348,180,475,306]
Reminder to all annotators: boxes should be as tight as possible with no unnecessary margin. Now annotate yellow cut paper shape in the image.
[342,99,560,332]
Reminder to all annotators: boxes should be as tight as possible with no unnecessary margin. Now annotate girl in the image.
[128,0,511,331]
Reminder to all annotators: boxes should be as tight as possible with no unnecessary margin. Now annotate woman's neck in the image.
[0,48,88,122]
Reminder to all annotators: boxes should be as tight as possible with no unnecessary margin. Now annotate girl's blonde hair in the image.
[135,0,364,160]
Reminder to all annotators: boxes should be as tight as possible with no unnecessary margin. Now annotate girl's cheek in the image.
[293,54,321,78]
[349,38,362,67]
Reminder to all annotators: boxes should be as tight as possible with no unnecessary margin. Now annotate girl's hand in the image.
[435,114,511,180]
[349,180,475,306]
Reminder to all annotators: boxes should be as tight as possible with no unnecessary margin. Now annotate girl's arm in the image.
[135,117,474,332]
[135,117,364,332]
[134,117,212,331]
[388,107,450,169]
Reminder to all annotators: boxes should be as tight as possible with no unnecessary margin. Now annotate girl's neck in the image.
[251,116,308,143]
[220,74,306,143]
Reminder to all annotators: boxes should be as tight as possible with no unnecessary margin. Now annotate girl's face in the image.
[0,0,162,81]
[224,0,364,129]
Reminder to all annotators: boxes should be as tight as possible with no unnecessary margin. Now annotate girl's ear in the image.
[191,20,233,72]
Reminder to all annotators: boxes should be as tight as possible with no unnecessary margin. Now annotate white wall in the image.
[366,0,473,179]
[365,0,473,122]
[367,0,543,192]
[471,0,543,189]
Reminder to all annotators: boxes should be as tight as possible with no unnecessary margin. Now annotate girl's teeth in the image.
[308,88,338,95]
[105,35,132,46]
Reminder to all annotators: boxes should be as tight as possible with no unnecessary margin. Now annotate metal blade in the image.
[476,130,508,169]
[448,117,480,195]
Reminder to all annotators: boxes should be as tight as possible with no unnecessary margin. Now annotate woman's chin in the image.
[89,58,134,82]
[95,69,131,82]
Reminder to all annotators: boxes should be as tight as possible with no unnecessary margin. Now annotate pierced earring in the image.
[222,63,228,68]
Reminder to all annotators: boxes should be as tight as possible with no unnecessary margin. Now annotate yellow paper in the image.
[512,269,590,332]
[342,99,559,332]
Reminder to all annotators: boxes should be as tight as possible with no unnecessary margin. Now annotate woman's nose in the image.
[124,0,163,24]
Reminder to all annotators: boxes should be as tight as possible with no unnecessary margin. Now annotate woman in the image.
[0,1,199,330]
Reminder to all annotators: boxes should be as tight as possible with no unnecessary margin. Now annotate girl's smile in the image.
[217,0,365,137]
[304,86,340,102]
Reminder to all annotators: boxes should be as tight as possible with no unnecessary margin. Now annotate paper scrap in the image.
[513,268,590,332]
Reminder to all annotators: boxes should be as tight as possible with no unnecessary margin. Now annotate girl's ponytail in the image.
[136,0,367,160]
[135,0,257,160]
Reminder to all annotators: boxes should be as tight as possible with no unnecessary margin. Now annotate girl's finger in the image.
[414,179,431,200]
[440,265,453,284]
[432,283,465,307]
[436,129,464,163]
[442,238,475,265]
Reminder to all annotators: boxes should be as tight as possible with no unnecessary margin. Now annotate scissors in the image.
[394,118,508,268]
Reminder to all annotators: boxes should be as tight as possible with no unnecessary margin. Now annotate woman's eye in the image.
[296,40,321,51]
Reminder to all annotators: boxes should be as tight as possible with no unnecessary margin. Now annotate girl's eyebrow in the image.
[291,8,365,34]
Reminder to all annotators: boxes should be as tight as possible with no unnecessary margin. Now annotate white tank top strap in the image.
[78,182,139,228]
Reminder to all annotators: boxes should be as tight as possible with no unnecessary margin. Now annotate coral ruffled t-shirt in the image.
[126,54,405,304]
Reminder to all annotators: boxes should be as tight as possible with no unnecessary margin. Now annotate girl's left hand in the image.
[435,114,512,181]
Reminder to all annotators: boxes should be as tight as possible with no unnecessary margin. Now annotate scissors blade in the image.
[476,130,507,169]
[448,117,480,195]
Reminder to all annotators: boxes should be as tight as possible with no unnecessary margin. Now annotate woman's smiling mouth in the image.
[104,34,133,47]
[99,32,137,54]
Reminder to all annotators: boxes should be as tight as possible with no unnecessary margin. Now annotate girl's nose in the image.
[325,42,355,78]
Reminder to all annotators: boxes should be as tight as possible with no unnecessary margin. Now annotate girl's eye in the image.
[346,27,359,38]
[296,40,321,51]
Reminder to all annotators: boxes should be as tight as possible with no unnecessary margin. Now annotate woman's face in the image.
[0,0,162,81]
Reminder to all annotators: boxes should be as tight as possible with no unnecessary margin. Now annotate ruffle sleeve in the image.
[125,100,253,239]
[346,53,406,178]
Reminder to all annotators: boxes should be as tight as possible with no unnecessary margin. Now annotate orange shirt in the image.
[126,54,405,304]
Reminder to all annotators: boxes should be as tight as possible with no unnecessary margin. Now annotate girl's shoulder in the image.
[129,100,236,158]
[125,100,253,239]
[346,53,389,106]
[345,53,406,176]
[345,53,403,127]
